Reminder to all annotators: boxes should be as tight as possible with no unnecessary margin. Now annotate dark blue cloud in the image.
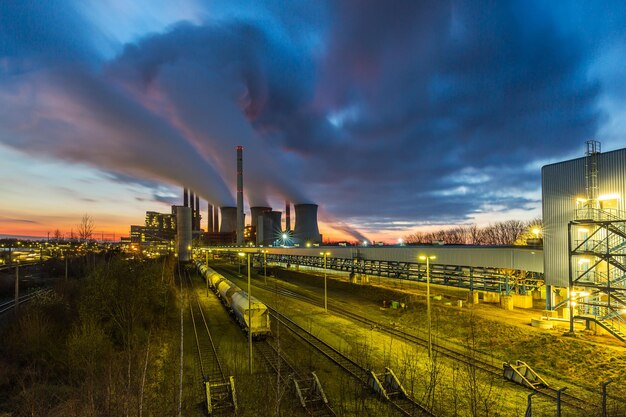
[1,0,625,237]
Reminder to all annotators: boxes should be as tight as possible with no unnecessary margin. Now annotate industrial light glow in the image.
[598,193,621,201]
[419,255,436,260]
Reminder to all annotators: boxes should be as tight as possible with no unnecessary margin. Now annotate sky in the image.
[1,1,626,242]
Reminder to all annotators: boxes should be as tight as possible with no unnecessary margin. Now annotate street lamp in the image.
[261,250,268,285]
[419,255,436,360]
[532,228,541,239]
[320,252,331,313]
[238,252,253,374]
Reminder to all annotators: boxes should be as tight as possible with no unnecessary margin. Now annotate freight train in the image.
[196,261,272,339]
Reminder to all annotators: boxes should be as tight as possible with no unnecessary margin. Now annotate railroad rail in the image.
[184,271,237,416]
[268,307,435,417]
[255,338,336,417]
[0,289,49,315]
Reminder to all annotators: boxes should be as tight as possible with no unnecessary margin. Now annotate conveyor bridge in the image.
[202,246,544,294]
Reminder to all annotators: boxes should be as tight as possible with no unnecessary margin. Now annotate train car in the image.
[230,292,272,339]
[216,278,242,309]
[196,262,272,338]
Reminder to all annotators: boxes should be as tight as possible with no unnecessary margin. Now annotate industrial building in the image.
[542,142,626,339]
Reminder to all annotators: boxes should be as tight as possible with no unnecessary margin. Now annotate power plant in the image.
[175,147,322,249]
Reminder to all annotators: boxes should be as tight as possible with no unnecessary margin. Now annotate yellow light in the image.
[578,258,591,264]
[598,193,621,201]
[576,197,587,203]
[306,242,311,248]
[570,301,577,307]
[419,255,436,260]
[238,252,245,257]
[578,291,590,297]
[578,228,589,233]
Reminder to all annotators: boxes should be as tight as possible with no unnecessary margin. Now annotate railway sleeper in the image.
[503,360,548,390]
[205,376,238,416]
[367,367,408,401]
[293,371,330,411]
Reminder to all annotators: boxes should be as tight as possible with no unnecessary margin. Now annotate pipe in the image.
[236,146,244,245]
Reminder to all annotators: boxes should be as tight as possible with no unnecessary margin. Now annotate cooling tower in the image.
[266,211,283,237]
[220,206,237,233]
[293,204,321,244]
[175,206,192,262]
[236,146,244,245]
[251,206,272,244]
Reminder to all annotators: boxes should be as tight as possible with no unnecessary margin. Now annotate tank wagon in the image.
[196,261,271,339]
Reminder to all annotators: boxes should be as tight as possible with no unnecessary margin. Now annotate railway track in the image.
[0,289,49,315]
[269,307,435,417]
[184,271,237,416]
[213,263,594,413]
[197,264,337,417]
[271,287,594,411]
[255,338,337,417]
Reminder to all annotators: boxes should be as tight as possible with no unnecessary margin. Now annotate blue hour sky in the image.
[1,1,625,241]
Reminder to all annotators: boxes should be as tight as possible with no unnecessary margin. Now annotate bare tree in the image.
[77,214,95,242]
[405,219,541,246]
[54,229,62,241]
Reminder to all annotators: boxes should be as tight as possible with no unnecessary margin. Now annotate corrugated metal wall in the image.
[542,148,626,287]
[217,245,544,273]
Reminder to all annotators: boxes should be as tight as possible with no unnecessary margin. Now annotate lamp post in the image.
[14,260,20,314]
[419,255,436,360]
[320,252,331,313]
[262,250,268,285]
[238,252,252,374]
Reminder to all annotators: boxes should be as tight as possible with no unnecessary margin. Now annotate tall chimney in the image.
[285,200,291,231]
[195,194,200,230]
[207,204,214,233]
[189,190,195,229]
[236,146,244,245]
[213,206,219,233]
[183,188,189,207]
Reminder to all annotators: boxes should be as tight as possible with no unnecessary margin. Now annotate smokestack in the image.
[183,188,188,207]
[220,206,237,233]
[294,203,321,245]
[285,200,291,231]
[207,204,214,233]
[189,190,195,229]
[175,205,192,261]
[251,206,271,245]
[236,146,244,245]
[213,206,219,233]
[195,194,200,230]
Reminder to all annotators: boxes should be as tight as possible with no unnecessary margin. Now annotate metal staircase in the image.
[569,204,626,342]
